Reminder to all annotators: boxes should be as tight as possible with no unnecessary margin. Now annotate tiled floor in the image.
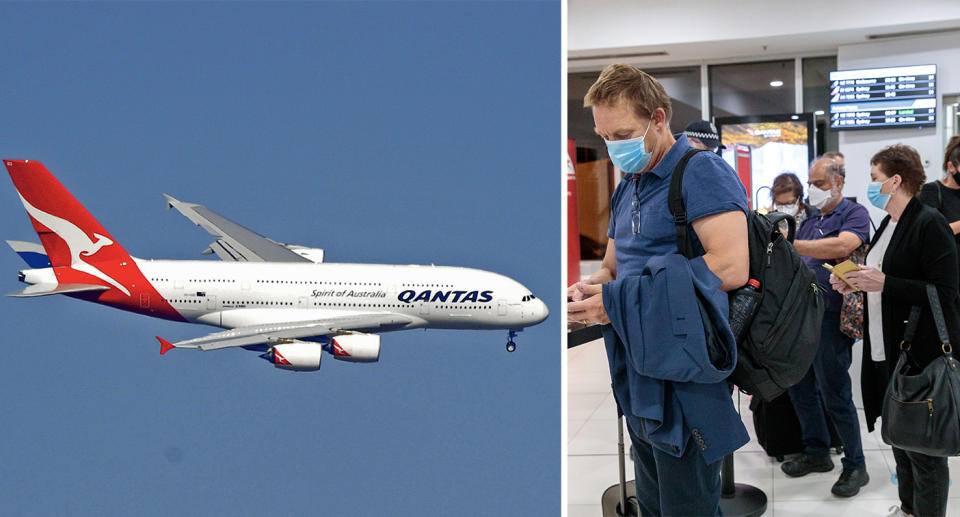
[567,338,960,516]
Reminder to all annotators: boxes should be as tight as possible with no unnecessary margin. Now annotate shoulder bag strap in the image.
[667,148,709,259]
[926,284,953,354]
[902,305,923,350]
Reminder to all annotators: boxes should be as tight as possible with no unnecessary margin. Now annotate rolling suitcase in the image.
[601,415,639,516]
[750,392,843,461]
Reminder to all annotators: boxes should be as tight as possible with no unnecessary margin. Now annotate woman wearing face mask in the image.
[769,172,814,228]
[831,144,960,517]
[919,135,960,275]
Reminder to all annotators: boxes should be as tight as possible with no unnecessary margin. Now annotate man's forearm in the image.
[794,238,855,260]
[585,268,614,285]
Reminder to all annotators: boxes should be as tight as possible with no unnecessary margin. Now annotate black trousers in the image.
[891,446,949,517]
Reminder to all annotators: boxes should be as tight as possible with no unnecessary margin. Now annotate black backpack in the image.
[667,148,825,401]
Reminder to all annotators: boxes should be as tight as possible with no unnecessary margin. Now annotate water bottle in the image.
[728,279,762,344]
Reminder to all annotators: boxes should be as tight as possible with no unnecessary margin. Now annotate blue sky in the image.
[0,3,559,515]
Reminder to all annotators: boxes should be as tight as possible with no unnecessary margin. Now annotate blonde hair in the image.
[584,64,672,123]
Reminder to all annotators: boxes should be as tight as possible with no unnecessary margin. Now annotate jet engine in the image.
[326,333,381,363]
[259,341,324,371]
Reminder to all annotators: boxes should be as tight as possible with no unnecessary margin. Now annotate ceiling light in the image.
[770,80,784,87]
[568,51,669,61]
[867,27,960,40]
[814,110,825,116]
[791,115,799,120]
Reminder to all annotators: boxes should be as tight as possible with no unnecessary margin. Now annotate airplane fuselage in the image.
[25,259,548,332]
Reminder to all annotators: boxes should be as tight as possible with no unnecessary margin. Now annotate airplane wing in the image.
[158,312,414,352]
[163,194,313,263]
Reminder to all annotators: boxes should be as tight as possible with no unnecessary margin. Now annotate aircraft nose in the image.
[532,299,549,324]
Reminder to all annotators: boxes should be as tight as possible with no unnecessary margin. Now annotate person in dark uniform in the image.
[683,119,722,153]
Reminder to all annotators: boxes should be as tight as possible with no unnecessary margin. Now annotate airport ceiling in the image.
[568,2,960,72]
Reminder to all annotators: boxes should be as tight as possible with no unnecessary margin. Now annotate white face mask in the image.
[807,185,835,210]
[773,203,799,216]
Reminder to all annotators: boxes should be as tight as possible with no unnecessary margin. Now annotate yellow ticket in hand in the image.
[823,260,860,291]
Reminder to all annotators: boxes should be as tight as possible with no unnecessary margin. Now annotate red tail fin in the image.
[4,159,134,293]
[5,159,185,322]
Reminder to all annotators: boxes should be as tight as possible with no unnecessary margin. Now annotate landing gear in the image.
[506,330,519,352]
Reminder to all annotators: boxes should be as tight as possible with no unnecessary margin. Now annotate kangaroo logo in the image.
[330,339,352,357]
[18,193,130,296]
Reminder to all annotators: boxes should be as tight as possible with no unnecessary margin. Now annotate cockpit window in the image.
[521,294,536,302]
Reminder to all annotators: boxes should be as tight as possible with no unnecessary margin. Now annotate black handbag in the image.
[881,284,960,456]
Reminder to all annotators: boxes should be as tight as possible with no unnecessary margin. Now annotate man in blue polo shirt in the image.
[568,64,750,516]
[783,157,872,497]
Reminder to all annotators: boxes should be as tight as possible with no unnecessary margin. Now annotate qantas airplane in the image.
[4,159,548,371]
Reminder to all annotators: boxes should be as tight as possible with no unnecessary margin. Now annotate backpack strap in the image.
[766,211,797,243]
[668,148,710,259]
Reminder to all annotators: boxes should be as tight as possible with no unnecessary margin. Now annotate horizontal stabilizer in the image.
[7,283,110,298]
[157,336,176,355]
[6,240,50,268]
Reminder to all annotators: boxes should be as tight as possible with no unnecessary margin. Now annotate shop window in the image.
[710,60,796,118]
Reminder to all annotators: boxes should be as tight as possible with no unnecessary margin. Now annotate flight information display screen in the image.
[829,64,936,130]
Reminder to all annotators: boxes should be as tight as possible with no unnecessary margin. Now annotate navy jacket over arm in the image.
[602,254,748,464]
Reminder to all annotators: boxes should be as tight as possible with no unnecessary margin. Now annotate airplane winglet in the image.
[157,336,176,355]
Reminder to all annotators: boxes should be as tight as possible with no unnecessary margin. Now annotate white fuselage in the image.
[133,259,548,332]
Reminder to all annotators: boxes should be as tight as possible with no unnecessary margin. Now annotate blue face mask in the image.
[867,177,893,210]
[604,120,653,173]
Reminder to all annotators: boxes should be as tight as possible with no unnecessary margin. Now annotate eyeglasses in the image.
[631,175,641,234]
